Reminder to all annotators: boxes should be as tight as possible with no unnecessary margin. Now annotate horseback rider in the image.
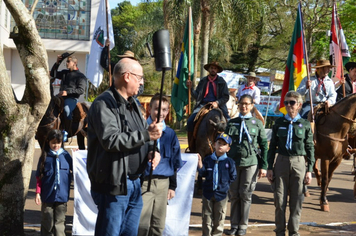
[50,52,87,136]
[336,61,356,101]
[237,72,261,105]
[186,61,230,152]
[296,59,337,119]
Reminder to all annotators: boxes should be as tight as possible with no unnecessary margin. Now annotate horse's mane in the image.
[333,93,356,109]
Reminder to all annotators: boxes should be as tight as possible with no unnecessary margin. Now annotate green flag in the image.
[171,16,194,121]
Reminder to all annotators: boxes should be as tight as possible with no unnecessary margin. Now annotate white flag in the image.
[87,0,115,88]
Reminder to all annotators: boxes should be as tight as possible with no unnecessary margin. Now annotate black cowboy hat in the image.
[345,62,356,72]
[203,61,223,73]
[58,52,75,64]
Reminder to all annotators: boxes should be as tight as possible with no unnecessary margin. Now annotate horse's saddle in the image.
[193,103,223,139]
[307,102,330,124]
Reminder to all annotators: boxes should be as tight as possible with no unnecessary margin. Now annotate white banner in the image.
[163,153,198,236]
[86,0,115,88]
[72,150,97,236]
[72,152,198,236]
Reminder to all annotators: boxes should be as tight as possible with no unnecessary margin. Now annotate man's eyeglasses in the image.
[284,100,297,106]
[123,72,144,82]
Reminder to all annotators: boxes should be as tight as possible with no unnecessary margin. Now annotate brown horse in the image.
[312,93,356,211]
[36,79,90,150]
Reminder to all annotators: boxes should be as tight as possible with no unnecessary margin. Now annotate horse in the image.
[36,79,90,150]
[311,93,356,211]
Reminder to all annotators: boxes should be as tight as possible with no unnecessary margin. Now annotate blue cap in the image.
[215,133,232,145]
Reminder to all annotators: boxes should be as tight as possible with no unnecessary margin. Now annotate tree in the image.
[0,0,50,234]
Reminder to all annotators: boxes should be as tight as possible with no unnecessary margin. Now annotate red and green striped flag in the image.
[279,3,307,115]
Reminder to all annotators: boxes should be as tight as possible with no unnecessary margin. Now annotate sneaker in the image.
[237,229,246,236]
[224,228,238,235]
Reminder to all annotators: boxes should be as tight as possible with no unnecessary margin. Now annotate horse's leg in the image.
[354,177,356,199]
[77,132,86,150]
[327,157,343,183]
[313,158,321,186]
[319,159,330,212]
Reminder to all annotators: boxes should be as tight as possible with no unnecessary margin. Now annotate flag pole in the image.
[105,0,112,87]
[188,7,192,115]
[299,1,315,126]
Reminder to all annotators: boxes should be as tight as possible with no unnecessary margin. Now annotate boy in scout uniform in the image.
[267,91,315,236]
[224,94,268,236]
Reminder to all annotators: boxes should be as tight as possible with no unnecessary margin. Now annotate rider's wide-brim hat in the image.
[345,62,356,72]
[245,72,260,81]
[311,59,336,68]
[203,61,223,73]
[118,50,137,61]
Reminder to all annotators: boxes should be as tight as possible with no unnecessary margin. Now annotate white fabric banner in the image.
[72,152,198,236]
[86,0,115,88]
[163,153,198,236]
[72,150,97,236]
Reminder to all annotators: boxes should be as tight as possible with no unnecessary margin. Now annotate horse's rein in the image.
[331,109,356,123]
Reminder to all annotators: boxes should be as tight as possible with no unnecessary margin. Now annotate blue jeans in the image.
[63,97,78,120]
[91,178,143,236]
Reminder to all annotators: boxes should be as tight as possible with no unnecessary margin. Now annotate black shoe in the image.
[224,228,238,235]
[237,229,246,236]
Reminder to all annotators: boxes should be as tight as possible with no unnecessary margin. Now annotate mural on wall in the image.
[24,0,91,40]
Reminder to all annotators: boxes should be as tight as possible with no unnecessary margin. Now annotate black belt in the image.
[144,175,168,181]
[127,174,141,180]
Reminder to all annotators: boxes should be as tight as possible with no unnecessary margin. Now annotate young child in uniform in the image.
[197,133,237,236]
[35,129,73,236]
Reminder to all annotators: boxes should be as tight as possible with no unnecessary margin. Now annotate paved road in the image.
[24,137,356,235]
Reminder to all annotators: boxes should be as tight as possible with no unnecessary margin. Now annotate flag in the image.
[87,0,115,88]
[279,3,307,115]
[329,3,344,83]
[171,14,194,121]
[337,13,350,66]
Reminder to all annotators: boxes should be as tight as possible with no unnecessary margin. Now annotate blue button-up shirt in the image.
[297,74,337,105]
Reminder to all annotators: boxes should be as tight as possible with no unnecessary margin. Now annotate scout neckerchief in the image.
[239,113,253,144]
[211,151,228,191]
[147,116,167,151]
[204,75,217,98]
[49,148,64,190]
[242,83,255,91]
[316,76,327,96]
[284,113,301,150]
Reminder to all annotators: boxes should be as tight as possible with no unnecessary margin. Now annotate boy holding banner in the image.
[197,133,237,236]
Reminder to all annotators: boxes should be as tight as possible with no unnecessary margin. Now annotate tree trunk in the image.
[200,0,210,78]
[193,5,201,85]
[0,0,51,234]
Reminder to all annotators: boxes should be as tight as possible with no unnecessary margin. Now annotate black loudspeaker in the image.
[152,30,172,71]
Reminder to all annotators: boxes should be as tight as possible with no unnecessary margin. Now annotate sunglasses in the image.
[283,100,297,106]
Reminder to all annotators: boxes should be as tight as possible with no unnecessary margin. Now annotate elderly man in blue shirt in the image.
[297,59,337,119]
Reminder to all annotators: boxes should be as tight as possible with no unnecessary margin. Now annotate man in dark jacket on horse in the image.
[186,61,230,152]
[336,61,356,101]
[50,53,87,136]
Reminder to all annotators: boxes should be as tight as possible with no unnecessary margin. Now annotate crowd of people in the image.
[34,55,355,236]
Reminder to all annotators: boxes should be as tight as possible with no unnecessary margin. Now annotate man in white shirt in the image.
[237,72,261,105]
[297,59,337,119]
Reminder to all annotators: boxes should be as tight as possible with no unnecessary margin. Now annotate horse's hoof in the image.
[304,191,310,197]
[320,203,330,212]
